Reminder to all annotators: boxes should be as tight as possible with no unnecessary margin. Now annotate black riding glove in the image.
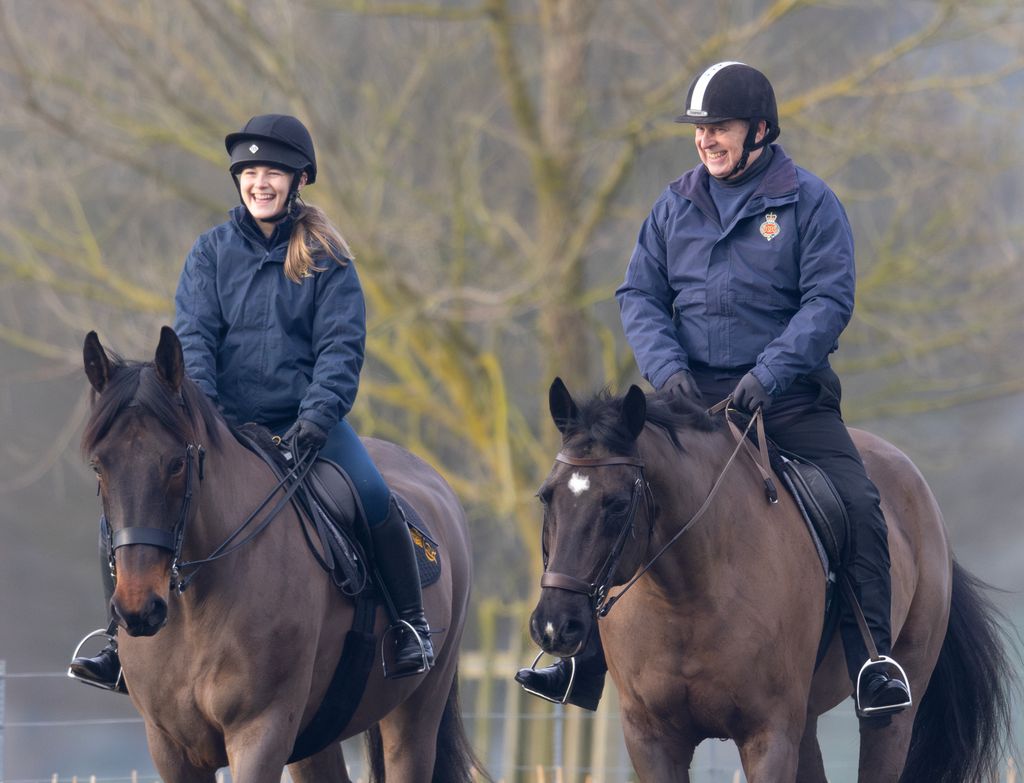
[732,372,772,414]
[284,418,328,454]
[661,369,703,401]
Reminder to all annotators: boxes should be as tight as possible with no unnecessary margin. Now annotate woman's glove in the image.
[284,418,328,454]
[732,372,771,413]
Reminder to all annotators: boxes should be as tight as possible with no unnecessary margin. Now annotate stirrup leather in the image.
[381,619,431,679]
[67,628,126,693]
[519,651,576,705]
[855,655,912,718]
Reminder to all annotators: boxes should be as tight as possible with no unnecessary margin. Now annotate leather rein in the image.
[105,441,318,594]
[540,400,773,619]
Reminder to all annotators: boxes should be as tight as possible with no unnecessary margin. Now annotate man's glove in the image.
[732,372,771,413]
[284,418,328,454]
[661,369,702,401]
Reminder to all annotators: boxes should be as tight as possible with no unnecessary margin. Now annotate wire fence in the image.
[2,600,1020,783]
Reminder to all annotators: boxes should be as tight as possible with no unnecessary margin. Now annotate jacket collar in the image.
[669,144,799,217]
[230,205,295,253]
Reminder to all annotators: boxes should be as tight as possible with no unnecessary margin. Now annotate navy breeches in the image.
[272,418,392,526]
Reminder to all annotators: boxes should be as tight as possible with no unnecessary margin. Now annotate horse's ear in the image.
[621,384,647,442]
[83,331,111,394]
[549,377,579,436]
[154,326,184,393]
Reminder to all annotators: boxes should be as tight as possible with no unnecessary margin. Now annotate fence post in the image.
[1,659,5,782]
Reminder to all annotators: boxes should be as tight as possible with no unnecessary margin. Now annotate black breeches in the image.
[693,366,893,677]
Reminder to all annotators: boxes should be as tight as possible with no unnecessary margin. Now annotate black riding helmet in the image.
[225,114,317,222]
[675,62,780,178]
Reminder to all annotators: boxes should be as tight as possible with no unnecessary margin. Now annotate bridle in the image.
[540,402,772,619]
[540,453,654,618]
[105,440,318,594]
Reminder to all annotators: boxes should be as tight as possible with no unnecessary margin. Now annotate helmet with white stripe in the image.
[676,62,780,178]
[676,62,779,142]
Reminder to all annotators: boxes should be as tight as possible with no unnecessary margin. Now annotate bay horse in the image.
[80,327,480,782]
[530,378,1015,782]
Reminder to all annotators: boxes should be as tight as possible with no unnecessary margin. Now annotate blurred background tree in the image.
[1,0,1022,595]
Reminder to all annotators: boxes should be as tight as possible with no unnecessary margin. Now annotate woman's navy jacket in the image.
[616,145,855,397]
[174,206,366,432]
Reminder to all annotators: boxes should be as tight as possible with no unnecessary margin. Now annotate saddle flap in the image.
[780,456,848,567]
[309,459,359,529]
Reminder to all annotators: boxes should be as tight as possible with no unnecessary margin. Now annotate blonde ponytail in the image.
[285,203,353,283]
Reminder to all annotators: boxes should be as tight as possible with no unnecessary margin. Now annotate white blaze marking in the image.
[568,471,590,496]
[545,621,555,640]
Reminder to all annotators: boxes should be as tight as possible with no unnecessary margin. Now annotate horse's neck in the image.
[188,432,289,555]
[643,428,776,592]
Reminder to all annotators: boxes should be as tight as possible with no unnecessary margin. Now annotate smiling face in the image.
[694,118,766,179]
[236,165,305,235]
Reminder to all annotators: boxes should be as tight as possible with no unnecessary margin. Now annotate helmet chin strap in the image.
[724,120,773,179]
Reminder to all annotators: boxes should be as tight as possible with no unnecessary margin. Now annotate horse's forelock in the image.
[81,360,222,453]
[564,388,718,455]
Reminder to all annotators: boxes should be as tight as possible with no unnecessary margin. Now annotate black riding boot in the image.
[515,628,607,711]
[371,498,435,678]
[69,517,125,692]
[841,574,911,720]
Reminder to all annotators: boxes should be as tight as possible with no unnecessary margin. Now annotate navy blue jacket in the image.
[174,206,366,432]
[616,145,855,397]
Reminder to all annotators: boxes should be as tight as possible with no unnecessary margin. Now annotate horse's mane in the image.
[81,356,224,454]
[562,387,719,454]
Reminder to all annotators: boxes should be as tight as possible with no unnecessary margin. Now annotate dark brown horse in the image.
[80,327,480,782]
[529,378,1014,782]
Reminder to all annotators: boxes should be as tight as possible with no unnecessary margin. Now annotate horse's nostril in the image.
[146,598,167,629]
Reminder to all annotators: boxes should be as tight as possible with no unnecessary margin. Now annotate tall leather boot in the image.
[371,498,435,678]
[840,574,910,720]
[69,517,125,692]
[515,628,607,710]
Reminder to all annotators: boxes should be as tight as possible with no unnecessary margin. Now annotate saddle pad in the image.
[395,492,442,589]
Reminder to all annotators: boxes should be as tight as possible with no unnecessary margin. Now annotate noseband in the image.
[106,443,206,593]
[540,452,654,617]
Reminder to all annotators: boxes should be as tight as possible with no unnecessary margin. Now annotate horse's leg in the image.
[735,725,802,783]
[619,709,696,782]
[855,712,916,783]
[375,661,460,781]
[225,715,304,783]
[795,713,828,783]
[287,741,352,783]
[145,726,217,783]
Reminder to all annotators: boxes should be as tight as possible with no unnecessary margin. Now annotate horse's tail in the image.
[365,723,385,782]
[362,669,491,783]
[899,559,1018,783]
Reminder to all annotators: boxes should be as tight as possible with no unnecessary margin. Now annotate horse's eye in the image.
[90,461,102,476]
[603,497,630,518]
[169,457,186,476]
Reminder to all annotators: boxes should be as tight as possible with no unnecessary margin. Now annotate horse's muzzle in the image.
[529,603,590,658]
[114,594,168,637]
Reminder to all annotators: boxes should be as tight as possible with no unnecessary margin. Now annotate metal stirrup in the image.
[855,655,913,718]
[519,651,577,705]
[67,628,126,693]
[381,619,430,678]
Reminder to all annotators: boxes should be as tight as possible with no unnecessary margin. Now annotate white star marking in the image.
[568,471,590,496]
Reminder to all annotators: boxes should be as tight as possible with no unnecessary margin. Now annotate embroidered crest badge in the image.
[759,211,780,242]
[248,143,259,154]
